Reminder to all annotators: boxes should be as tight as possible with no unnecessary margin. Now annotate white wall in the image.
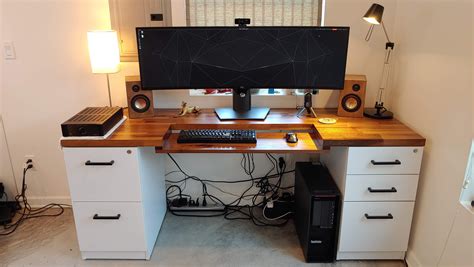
[391,0,473,266]
[1,0,112,204]
[0,0,15,199]
[0,0,5,197]
[0,0,2,114]
[0,0,3,178]
[325,0,397,108]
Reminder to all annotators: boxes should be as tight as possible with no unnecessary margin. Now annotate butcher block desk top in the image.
[60,108,425,153]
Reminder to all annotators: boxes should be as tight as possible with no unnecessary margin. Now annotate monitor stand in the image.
[214,87,270,120]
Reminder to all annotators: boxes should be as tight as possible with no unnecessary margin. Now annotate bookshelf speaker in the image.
[337,75,367,118]
[126,76,155,119]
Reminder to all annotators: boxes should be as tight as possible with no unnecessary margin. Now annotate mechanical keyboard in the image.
[177,129,257,143]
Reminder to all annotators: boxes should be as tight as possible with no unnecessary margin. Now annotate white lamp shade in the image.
[87,31,120,74]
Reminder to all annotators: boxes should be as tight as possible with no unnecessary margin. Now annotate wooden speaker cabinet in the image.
[337,75,367,118]
[126,76,155,119]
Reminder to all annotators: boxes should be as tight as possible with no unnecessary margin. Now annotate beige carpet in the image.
[0,209,406,267]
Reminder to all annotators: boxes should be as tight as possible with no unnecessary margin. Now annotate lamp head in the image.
[87,30,120,74]
[363,3,384,25]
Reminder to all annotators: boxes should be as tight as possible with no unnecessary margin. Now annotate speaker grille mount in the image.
[341,94,362,112]
[131,95,151,113]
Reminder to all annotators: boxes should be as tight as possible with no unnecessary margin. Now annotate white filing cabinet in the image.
[322,146,423,260]
[63,147,166,260]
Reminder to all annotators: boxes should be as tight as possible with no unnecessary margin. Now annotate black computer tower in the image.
[294,162,341,262]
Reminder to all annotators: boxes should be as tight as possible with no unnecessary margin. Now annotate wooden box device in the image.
[61,107,123,137]
[337,75,367,118]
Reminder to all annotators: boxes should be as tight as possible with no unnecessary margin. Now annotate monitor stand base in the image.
[215,107,270,120]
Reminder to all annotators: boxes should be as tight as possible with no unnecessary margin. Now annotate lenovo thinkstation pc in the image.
[294,162,341,262]
[136,25,349,120]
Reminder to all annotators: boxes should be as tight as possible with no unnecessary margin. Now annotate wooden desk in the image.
[60,108,425,152]
[61,107,426,261]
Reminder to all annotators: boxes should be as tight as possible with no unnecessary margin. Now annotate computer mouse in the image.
[285,132,298,143]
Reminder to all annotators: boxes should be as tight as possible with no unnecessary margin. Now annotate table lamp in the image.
[363,3,394,119]
[87,30,120,107]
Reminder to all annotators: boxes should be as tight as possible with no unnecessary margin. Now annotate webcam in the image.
[235,18,251,27]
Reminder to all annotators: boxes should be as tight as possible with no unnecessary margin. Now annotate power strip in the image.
[169,204,225,212]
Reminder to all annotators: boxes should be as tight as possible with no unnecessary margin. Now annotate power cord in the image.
[262,200,294,221]
[0,161,71,236]
[165,153,294,227]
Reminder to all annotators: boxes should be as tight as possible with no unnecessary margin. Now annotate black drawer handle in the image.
[368,187,397,193]
[370,160,401,165]
[85,160,115,166]
[364,213,393,220]
[93,214,121,220]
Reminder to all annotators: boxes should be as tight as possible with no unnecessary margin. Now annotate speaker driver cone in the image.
[342,94,361,112]
[131,95,151,113]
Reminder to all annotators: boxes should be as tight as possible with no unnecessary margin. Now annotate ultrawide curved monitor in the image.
[137,26,350,90]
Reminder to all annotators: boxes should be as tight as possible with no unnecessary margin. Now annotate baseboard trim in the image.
[406,250,422,267]
[81,251,147,260]
[24,196,71,207]
[337,251,405,260]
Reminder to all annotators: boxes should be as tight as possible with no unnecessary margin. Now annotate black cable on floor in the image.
[0,164,70,236]
[165,153,293,227]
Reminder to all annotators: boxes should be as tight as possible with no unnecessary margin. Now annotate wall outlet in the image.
[3,41,16,60]
[24,155,35,169]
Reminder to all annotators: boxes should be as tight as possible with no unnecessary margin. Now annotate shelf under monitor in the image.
[156,132,321,154]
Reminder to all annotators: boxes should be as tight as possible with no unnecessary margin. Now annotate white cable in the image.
[436,206,460,266]
[262,203,293,221]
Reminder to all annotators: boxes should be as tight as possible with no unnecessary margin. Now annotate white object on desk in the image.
[318,118,337,124]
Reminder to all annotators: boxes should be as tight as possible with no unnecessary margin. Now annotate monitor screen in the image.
[137,26,349,90]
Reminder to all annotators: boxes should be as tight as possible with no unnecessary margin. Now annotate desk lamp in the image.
[87,30,120,107]
[363,3,394,119]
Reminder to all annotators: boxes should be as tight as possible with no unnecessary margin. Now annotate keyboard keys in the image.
[177,129,257,143]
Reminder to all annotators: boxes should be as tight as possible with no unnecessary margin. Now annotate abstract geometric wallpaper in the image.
[138,27,349,90]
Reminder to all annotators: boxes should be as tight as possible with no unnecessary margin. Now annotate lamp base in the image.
[364,108,394,119]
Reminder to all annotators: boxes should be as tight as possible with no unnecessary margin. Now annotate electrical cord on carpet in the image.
[0,162,71,236]
[165,153,294,226]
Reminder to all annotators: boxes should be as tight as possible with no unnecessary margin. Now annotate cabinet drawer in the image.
[72,202,146,253]
[339,202,415,252]
[347,147,423,175]
[63,148,141,201]
[345,175,419,201]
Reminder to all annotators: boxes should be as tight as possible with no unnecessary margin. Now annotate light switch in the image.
[3,41,16,59]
